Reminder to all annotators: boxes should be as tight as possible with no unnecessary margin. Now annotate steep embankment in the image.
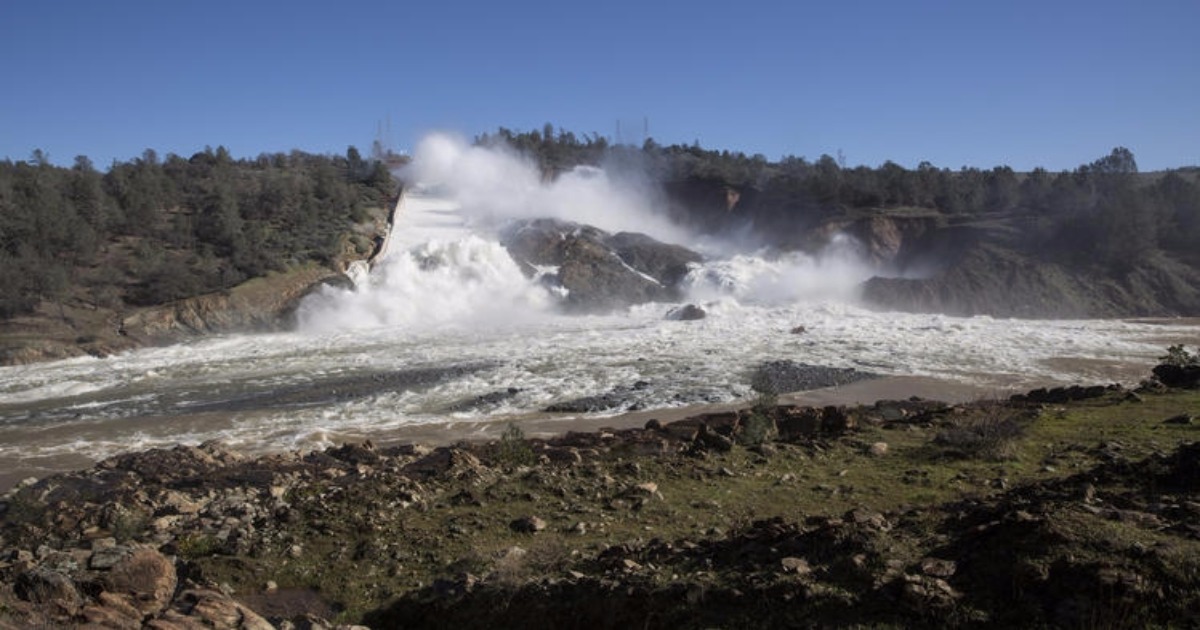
[863,245,1200,318]
[0,264,348,365]
[664,174,1200,319]
[0,205,392,366]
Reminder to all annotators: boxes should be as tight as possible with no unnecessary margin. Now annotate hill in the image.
[0,147,399,364]
[488,128,1200,318]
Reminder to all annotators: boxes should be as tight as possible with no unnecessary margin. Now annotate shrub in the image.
[1159,344,1199,368]
[494,422,535,469]
[935,401,1025,460]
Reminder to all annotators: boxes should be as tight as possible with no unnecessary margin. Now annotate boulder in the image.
[750,360,877,395]
[102,548,178,615]
[14,567,83,615]
[1152,364,1200,389]
[510,516,547,533]
[501,218,701,311]
[665,304,706,321]
[154,587,275,630]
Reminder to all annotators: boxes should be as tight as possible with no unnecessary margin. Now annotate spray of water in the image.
[684,233,873,305]
[296,235,554,333]
[297,131,877,333]
[404,133,689,244]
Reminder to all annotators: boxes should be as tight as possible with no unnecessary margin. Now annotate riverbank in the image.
[2,372,1197,627]
[0,375,995,494]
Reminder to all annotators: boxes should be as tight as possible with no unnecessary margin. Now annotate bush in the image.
[935,401,1025,460]
[1159,344,1199,367]
[494,423,535,469]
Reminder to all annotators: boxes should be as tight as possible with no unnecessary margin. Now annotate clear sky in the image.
[2,0,1197,171]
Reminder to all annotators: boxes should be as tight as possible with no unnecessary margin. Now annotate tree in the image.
[1088,147,1138,175]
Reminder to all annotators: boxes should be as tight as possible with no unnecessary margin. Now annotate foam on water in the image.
[296,235,555,333]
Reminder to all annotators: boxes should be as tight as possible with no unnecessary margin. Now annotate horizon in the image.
[2,1,1198,172]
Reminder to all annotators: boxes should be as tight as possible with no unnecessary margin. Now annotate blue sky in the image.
[2,0,1197,171]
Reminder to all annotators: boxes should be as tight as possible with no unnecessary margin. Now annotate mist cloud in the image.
[403,133,688,244]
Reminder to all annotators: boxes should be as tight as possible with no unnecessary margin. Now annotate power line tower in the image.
[372,115,395,162]
[615,116,650,146]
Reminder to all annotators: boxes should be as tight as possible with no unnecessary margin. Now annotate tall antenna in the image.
[373,115,397,162]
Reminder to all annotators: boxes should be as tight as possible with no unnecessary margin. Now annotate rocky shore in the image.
[1,370,1198,628]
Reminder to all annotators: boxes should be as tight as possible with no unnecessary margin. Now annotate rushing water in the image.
[1,142,1197,488]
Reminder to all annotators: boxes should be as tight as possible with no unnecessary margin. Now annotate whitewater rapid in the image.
[0,186,1196,488]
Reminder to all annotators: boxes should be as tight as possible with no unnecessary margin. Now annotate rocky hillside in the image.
[643,144,1200,319]
[2,363,1197,628]
[0,148,399,366]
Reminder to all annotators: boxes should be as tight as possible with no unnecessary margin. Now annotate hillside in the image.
[0,148,399,364]
[487,128,1200,318]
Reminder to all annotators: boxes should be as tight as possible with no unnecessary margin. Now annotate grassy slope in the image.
[179,389,1200,624]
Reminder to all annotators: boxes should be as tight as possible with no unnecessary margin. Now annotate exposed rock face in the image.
[119,264,344,344]
[862,241,1200,318]
[501,219,702,311]
[0,265,350,367]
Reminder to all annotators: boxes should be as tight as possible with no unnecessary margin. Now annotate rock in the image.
[90,544,133,569]
[751,360,877,395]
[14,567,83,615]
[665,304,706,321]
[847,508,890,531]
[790,325,807,334]
[82,592,143,628]
[443,388,524,413]
[900,573,962,609]
[326,441,380,466]
[404,448,488,481]
[159,588,275,630]
[544,381,653,413]
[631,482,658,496]
[510,516,547,533]
[1164,413,1193,425]
[780,557,812,575]
[868,442,889,457]
[102,548,178,615]
[777,405,856,441]
[1152,363,1200,389]
[920,557,957,577]
[501,218,701,311]
[695,429,734,453]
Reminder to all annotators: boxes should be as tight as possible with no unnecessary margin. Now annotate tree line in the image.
[481,126,1200,272]
[0,147,396,318]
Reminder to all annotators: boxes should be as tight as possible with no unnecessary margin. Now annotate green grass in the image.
[179,388,1200,623]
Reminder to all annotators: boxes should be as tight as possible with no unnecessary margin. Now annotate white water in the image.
[0,135,1196,487]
